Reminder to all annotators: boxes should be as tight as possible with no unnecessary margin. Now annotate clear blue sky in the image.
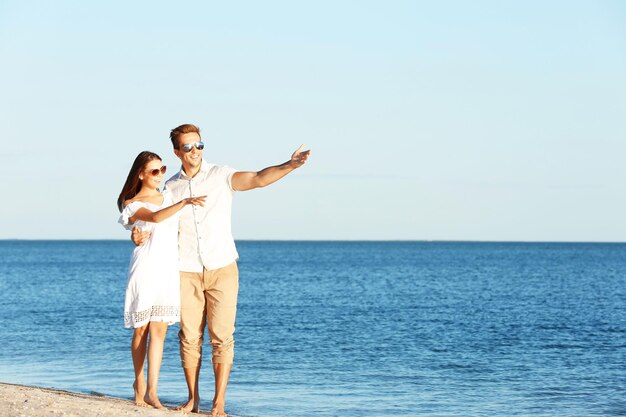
[1,1,625,241]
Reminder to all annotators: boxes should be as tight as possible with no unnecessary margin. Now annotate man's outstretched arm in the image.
[231,145,310,191]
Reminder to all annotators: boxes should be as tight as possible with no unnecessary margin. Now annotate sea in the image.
[0,240,625,417]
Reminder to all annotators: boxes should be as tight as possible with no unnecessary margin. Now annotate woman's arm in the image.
[129,196,206,224]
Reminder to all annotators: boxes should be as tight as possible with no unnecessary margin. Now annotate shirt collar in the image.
[177,158,210,180]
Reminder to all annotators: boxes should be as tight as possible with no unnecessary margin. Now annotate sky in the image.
[1,1,625,241]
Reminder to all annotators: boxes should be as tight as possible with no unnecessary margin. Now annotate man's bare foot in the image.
[144,392,165,410]
[176,398,200,413]
[210,403,227,417]
[133,380,148,407]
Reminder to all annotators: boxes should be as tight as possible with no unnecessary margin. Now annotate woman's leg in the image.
[131,325,149,406]
[145,321,168,409]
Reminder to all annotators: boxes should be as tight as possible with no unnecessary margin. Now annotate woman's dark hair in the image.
[117,151,162,212]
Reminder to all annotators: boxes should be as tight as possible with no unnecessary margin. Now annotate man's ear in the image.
[173,148,181,159]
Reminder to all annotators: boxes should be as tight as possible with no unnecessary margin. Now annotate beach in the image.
[0,383,205,417]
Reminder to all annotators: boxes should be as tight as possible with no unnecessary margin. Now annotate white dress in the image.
[118,190,180,328]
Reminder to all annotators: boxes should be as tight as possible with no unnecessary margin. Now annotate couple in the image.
[116,123,310,416]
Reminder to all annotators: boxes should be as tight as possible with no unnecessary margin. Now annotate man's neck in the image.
[182,162,201,178]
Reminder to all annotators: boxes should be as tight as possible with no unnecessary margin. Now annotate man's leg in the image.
[204,262,239,416]
[178,271,207,413]
[212,362,232,415]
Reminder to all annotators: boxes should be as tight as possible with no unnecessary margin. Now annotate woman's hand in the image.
[184,196,207,206]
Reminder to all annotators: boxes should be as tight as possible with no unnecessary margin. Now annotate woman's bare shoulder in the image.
[124,193,163,207]
[122,198,139,208]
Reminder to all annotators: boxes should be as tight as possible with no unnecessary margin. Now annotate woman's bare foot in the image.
[176,398,200,413]
[133,380,148,407]
[144,391,165,410]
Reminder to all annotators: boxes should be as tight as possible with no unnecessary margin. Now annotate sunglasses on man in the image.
[180,142,205,153]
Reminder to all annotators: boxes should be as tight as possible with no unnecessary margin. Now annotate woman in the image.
[117,151,205,409]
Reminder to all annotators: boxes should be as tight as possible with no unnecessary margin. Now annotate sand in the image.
[0,383,210,417]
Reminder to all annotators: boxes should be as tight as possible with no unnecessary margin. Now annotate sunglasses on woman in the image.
[146,166,167,176]
[180,142,205,153]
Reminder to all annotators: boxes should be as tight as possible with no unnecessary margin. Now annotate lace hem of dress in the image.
[124,305,180,327]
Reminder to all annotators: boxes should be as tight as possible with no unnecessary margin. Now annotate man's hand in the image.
[131,226,150,246]
[289,144,310,169]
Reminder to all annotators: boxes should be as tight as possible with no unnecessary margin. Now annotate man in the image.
[132,123,310,416]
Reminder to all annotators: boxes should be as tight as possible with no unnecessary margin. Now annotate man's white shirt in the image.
[164,159,239,272]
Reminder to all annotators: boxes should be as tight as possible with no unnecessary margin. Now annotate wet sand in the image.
[0,383,209,417]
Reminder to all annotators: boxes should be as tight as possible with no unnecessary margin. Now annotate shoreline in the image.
[0,383,210,417]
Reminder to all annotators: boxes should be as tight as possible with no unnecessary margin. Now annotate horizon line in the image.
[1,238,625,244]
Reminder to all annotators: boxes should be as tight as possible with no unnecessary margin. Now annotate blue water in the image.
[0,241,625,416]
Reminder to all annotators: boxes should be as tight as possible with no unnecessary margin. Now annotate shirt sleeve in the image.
[118,201,144,230]
[221,165,238,192]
